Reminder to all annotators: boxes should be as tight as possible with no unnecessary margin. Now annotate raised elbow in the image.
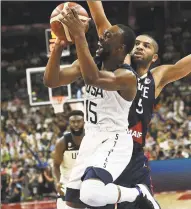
[43,79,57,88]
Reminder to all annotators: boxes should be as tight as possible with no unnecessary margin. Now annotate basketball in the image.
[50,2,89,43]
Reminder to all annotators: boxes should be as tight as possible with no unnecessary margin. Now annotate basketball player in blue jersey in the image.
[86,1,191,209]
[53,111,84,209]
[44,4,161,209]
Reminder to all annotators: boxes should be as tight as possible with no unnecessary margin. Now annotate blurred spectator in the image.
[37,166,55,198]
[173,96,186,123]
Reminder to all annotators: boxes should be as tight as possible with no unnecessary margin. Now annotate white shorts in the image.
[57,197,66,209]
[66,129,133,190]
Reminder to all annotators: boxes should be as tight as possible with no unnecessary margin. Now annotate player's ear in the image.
[152,54,158,63]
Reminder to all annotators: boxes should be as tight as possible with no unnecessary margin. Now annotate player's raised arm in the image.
[152,54,191,95]
[44,39,81,88]
[87,0,111,37]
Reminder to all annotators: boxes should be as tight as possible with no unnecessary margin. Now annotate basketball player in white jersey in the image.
[85,1,191,209]
[53,110,84,209]
[44,6,160,209]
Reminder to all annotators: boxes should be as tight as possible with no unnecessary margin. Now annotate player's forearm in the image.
[174,55,191,74]
[53,164,61,183]
[87,1,103,17]
[87,0,111,36]
[87,0,105,26]
[74,34,100,85]
[44,44,63,87]
[157,54,191,88]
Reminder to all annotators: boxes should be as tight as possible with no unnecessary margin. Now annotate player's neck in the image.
[72,131,85,146]
[136,66,149,77]
[134,63,150,77]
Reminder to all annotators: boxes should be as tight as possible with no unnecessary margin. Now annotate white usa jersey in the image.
[84,84,133,131]
[59,133,79,184]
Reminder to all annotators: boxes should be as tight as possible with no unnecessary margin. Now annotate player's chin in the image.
[132,56,144,62]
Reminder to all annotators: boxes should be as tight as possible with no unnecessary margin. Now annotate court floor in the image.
[155,190,191,209]
[2,190,191,209]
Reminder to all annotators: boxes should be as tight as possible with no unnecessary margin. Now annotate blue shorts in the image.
[115,149,153,209]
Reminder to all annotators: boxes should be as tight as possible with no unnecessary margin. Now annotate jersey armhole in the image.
[60,135,68,150]
[117,64,137,99]
[119,63,138,77]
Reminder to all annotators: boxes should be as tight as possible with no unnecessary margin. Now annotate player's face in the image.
[69,115,84,136]
[96,25,123,59]
[131,35,157,65]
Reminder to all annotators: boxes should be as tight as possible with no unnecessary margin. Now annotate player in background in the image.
[87,1,191,209]
[53,110,84,209]
[44,5,161,209]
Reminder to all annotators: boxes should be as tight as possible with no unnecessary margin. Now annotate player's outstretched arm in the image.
[152,54,191,97]
[53,137,66,195]
[44,39,81,88]
[87,0,111,37]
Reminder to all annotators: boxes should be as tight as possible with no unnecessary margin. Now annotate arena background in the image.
[1,1,191,209]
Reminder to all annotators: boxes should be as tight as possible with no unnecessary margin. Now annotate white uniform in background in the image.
[57,133,79,209]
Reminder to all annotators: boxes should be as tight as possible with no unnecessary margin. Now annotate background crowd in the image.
[1,1,191,204]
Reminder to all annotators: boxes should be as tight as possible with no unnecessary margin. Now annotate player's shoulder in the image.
[117,64,137,77]
[55,136,65,147]
[56,132,72,147]
[115,65,137,85]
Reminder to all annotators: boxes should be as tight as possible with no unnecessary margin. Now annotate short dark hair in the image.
[68,110,84,118]
[117,24,136,54]
[141,34,159,53]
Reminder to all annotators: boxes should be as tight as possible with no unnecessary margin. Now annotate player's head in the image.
[131,34,159,67]
[68,110,84,136]
[96,24,136,61]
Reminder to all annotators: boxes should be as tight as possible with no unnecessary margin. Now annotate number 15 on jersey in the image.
[86,100,97,124]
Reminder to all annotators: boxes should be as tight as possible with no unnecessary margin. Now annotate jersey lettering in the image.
[86,100,97,124]
[136,98,143,114]
[143,87,149,98]
[72,152,78,159]
[127,129,142,138]
[86,85,103,98]
[138,83,149,99]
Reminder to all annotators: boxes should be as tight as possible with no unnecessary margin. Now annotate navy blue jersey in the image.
[128,71,155,148]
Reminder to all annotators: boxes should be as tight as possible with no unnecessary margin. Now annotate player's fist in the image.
[56,182,65,196]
